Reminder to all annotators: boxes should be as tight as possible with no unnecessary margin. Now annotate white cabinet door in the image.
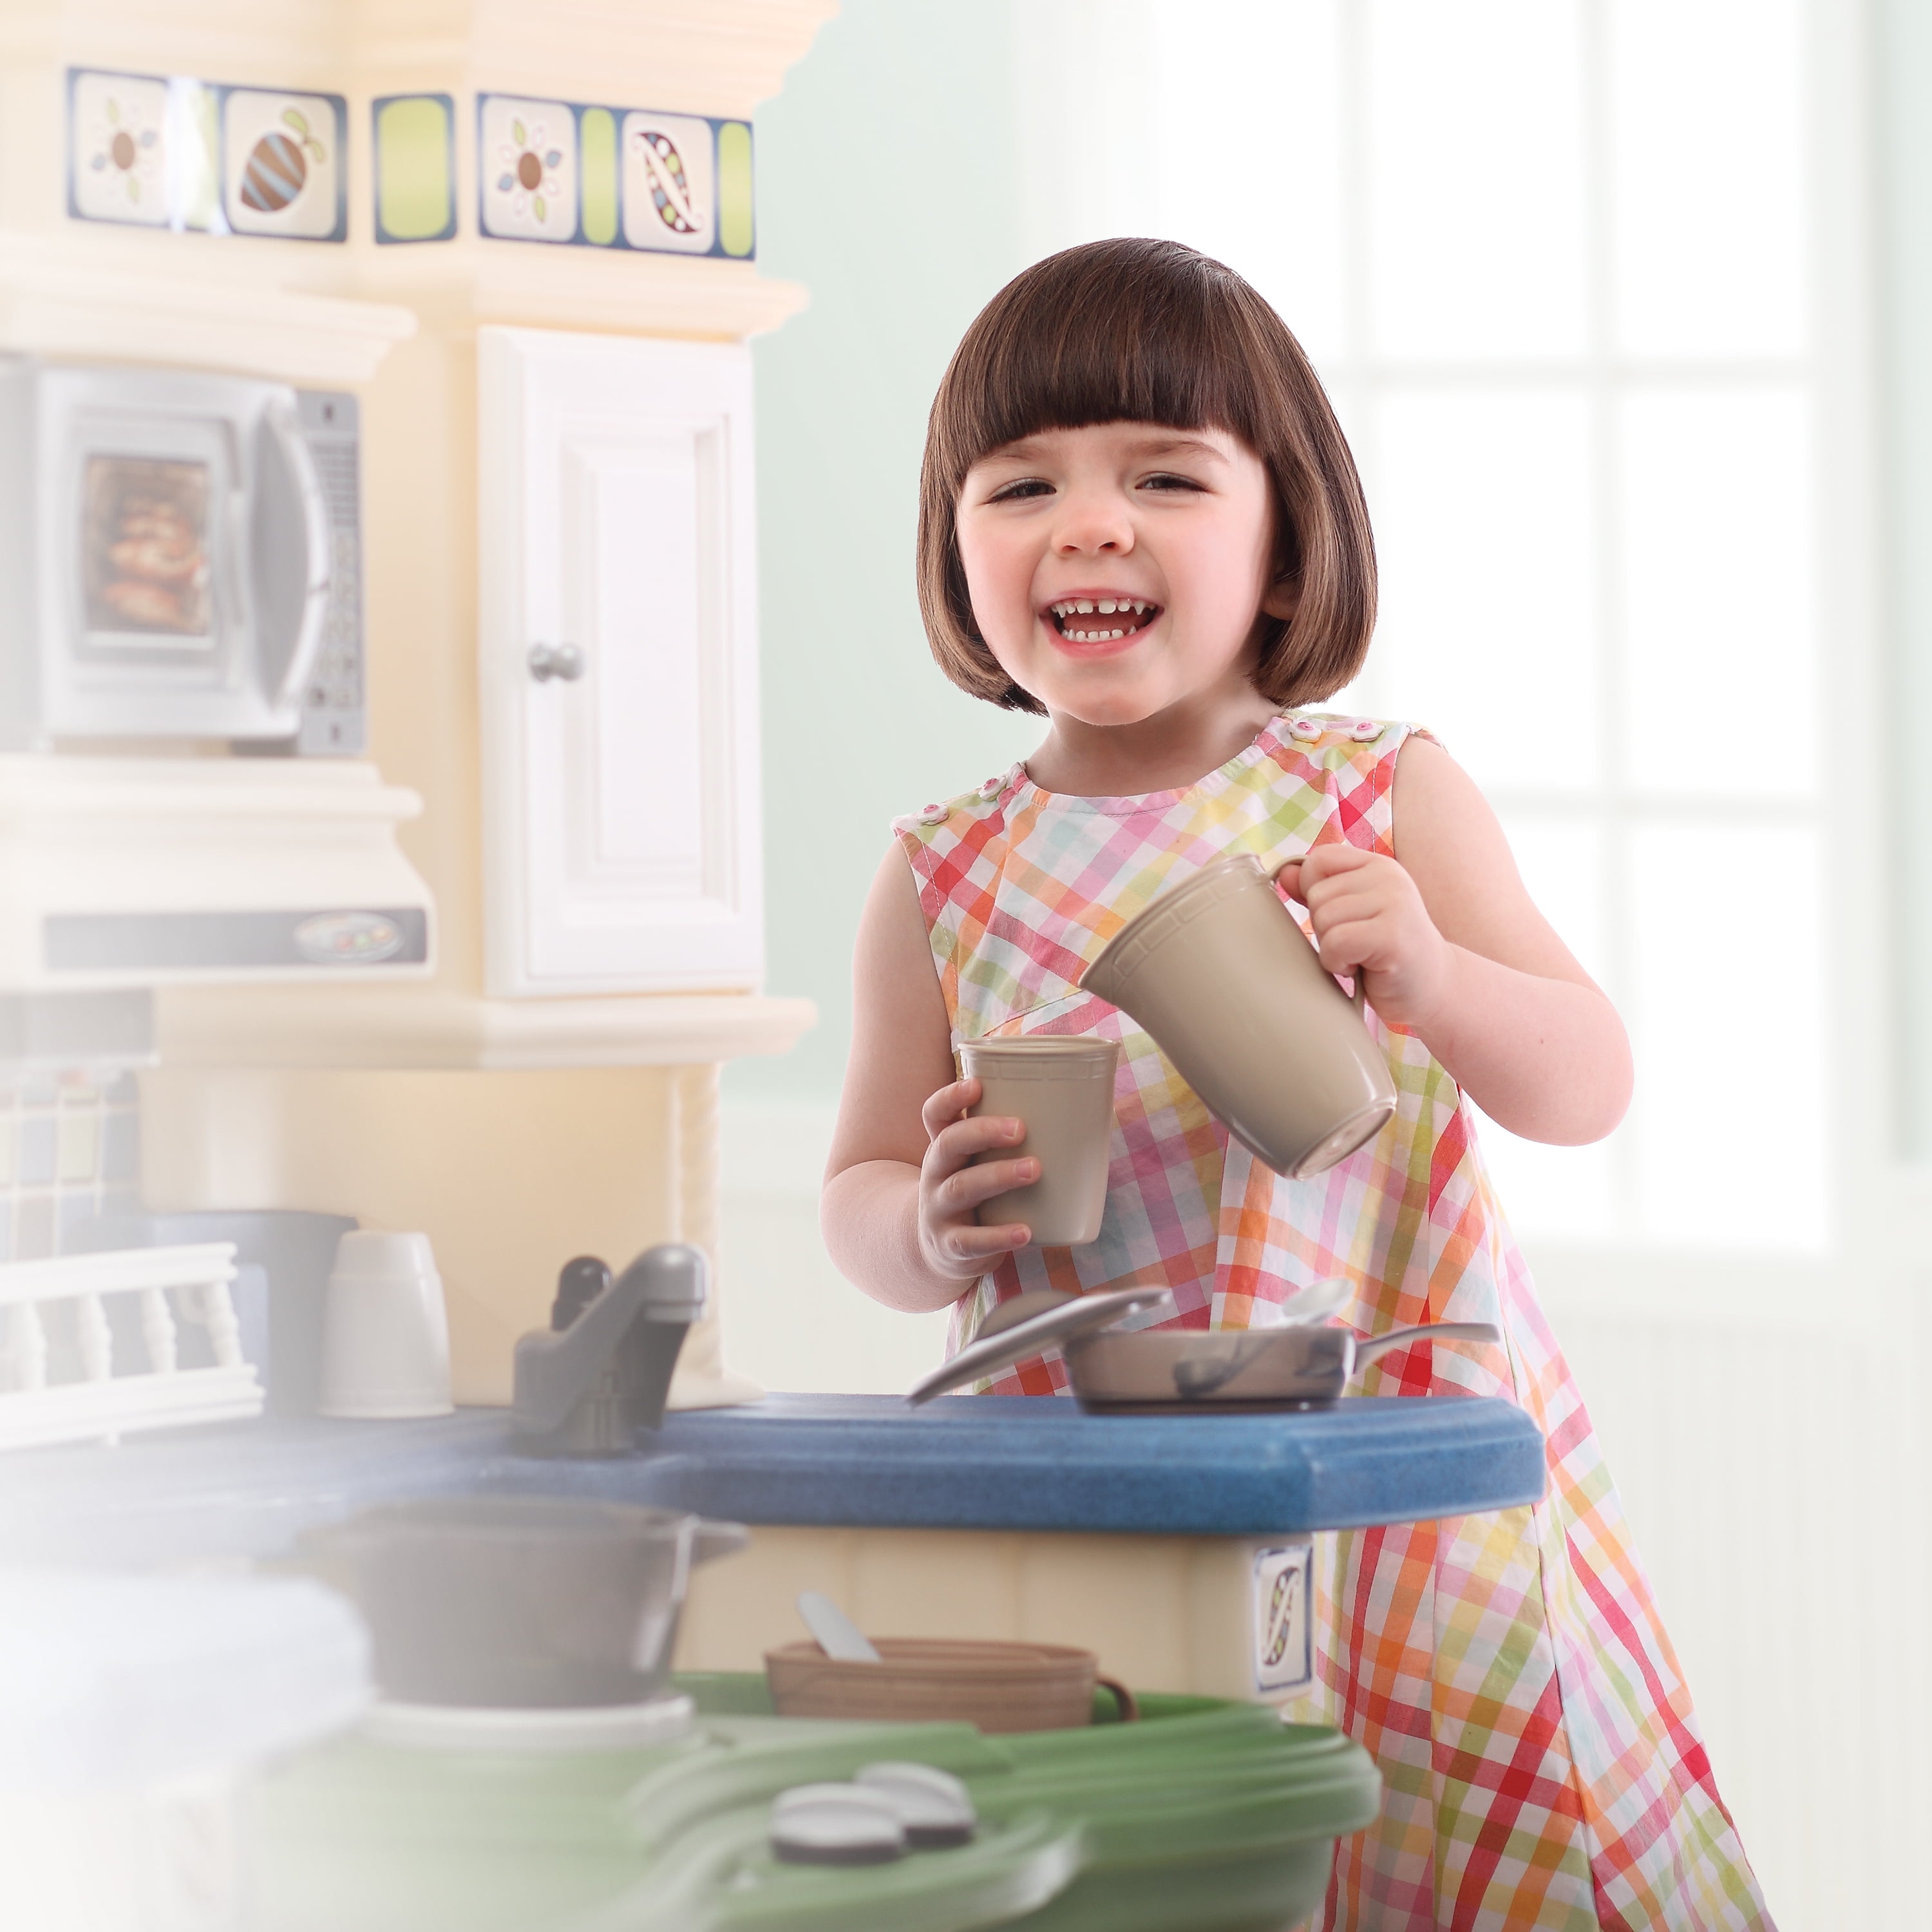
[478,328,762,996]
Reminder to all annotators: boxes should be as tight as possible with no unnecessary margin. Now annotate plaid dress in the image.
[894,712,1772,1932]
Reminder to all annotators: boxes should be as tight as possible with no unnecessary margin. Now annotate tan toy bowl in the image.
[764,1636,1137,1733]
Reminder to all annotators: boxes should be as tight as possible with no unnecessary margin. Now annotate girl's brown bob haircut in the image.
[918,238,1376,716]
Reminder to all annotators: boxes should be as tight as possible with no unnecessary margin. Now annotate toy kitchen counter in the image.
[1,1391,1543,1705]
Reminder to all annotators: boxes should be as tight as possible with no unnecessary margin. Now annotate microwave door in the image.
[82,453,218,644]
[249,397,330,728]
[74,431,236,726]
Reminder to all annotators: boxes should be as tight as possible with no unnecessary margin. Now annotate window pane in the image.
[1146,0,1346,360]
[1370,390,1596,789]
[1472,816,1614,1242]
[1497,813,1607,983]
[1011,0,1157,258]
[1627,822,1826,1248]
[1475,1112,1617,1242]
[1618,387,1815,796]
[1609,0,1807,357]
[1366,0,1587,359]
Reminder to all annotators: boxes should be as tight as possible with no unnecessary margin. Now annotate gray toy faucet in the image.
[511,1242,707,1455]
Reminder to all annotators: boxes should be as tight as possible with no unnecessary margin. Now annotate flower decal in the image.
[479,96,578,243]
[90,97,160,202]
[71,73,169,224]
[498,117,564,224]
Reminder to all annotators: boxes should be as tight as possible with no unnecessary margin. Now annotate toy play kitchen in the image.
[2,1243,1544,1931]
[0,6,1546,1929]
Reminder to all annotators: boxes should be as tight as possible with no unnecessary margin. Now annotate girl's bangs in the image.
[938,256,1262,482]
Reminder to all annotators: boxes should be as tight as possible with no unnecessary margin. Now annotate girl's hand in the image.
[1276,846,1454,1029]
[916,1076,1039,1279]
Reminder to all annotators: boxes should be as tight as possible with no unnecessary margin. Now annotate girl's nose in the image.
[1052,488,1135,556]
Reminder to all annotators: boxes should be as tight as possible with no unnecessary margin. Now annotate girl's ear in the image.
[1261,573,1302,623]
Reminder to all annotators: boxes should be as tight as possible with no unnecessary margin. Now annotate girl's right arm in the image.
[820,846,1039,1314]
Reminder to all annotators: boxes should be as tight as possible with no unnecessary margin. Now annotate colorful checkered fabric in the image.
[894,713,1771,1932]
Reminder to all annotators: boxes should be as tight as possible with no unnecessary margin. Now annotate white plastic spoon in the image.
[797,1589,882,1663]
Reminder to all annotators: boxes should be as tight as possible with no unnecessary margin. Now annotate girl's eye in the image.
[1139,472,1204,493]
[986,478,1054,503]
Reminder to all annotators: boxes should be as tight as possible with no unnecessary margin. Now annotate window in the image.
[1019,0,1855,1254]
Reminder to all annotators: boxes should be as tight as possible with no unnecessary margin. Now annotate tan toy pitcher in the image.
[1080,853,1397,1179]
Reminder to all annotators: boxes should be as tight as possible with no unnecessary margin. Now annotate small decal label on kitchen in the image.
[1252,1542,1313,1694]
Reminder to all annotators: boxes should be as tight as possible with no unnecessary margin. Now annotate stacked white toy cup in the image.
[317,1231,453,1419]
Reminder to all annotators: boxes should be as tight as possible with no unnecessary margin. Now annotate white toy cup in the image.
[318,1231,453,1419]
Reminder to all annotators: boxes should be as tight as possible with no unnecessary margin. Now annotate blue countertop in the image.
[0,1392,1545,1567]
[651,1393,1544,1535]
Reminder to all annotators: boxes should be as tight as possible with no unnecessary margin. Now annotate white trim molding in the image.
[0,233,417,386]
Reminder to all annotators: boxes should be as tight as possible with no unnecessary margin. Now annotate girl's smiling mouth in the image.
[1044,594,1162,652]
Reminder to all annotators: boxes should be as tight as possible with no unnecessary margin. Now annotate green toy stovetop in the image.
[247,1675,1381,1932]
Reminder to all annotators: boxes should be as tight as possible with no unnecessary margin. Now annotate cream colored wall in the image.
[719,1100,947,1394]
[141,1064,696,1403]
[360,320,483,981]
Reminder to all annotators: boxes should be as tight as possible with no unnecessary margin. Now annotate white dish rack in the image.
[0,1244,263,1450]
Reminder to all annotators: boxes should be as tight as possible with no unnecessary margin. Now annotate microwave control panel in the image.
[296,390,366,757]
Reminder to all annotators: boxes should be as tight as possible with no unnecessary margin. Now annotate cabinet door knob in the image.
[528,643,586,683]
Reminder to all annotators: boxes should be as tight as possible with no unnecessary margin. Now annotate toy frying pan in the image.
[905,1287,1501,1414]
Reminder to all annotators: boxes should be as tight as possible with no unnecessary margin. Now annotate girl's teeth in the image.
[1048,598,1155,645]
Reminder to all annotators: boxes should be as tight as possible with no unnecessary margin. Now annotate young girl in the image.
[822,238,1770,1932]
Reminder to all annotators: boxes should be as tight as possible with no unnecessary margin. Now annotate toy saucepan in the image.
[905,1286,1502,1414]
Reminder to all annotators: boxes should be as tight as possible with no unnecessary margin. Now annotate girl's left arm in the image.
[1278,735,1632,1145]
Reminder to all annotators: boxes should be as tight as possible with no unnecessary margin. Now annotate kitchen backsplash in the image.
[0,1068,141,1263]
[68,68,754,258]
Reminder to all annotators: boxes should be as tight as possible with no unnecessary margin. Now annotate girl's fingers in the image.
[943,1213,1036,1260]
[936,1222,1032,1266]
[1311,916,1385,978]
[921,1077,980,1141]
[1305,888,1398,938]
[927,1113,1027,1177]
[936,1151,1038,1213]
[1288,844,1375,890]
[1301,861,1397,908]
[1278,846,1381,907]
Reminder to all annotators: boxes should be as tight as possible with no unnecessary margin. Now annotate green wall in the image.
[735,0,1044,1110]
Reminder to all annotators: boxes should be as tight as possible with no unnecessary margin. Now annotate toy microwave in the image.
[0,355,365,753]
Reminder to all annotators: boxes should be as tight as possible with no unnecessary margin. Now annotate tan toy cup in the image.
[1080,855,1397,1180]
[959,1035,1119,1247]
